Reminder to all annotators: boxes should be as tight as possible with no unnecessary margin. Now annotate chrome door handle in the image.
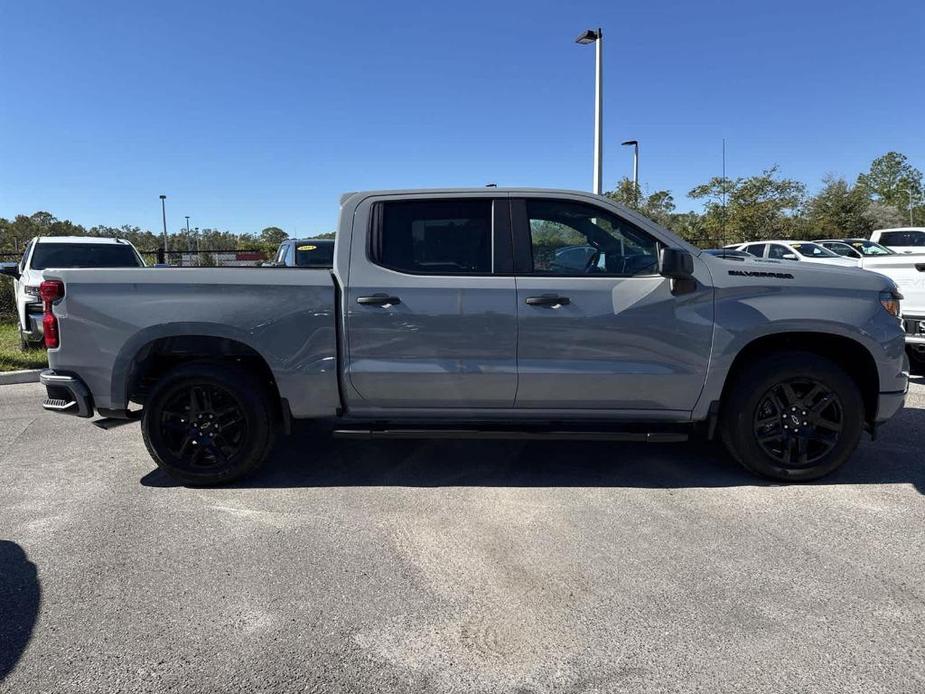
[525,294,570,307]
[357,293,401,306]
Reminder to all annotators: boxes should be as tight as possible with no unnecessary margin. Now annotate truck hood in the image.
[708,256,895,292]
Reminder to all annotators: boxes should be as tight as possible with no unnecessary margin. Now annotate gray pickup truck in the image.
[37,188,908,484]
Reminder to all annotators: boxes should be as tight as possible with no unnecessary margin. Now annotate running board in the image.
[332,428,688,443]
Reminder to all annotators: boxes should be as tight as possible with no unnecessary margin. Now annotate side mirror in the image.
[658,248,694,280]
[0,262,20,280]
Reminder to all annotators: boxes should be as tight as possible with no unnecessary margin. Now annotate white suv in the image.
[0,237,145,346]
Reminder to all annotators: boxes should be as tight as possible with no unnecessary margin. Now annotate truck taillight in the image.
[40,280,64,349]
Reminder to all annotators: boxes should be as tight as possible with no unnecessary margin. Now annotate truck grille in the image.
[904,318,925,335]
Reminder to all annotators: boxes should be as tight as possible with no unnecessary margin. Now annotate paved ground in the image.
[1,380,923,694]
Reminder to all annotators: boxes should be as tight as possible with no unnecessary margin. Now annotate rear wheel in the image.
[141,362,275,485]
[720,352,864,481]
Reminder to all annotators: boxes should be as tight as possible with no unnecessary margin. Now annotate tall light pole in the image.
[576,28,603,195]
[910,184,916,226]
[159,194,168,263]
[621,140,639,204]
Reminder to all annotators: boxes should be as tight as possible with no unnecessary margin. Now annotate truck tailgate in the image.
[43,267,340,418]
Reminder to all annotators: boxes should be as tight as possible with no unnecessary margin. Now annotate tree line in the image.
[0,216,324,257]
[1,151,921,257]
[608,151,922,247]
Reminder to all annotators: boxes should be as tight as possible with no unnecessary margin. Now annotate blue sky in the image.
[1,0,922,236]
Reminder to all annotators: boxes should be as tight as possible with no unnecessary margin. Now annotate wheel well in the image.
[721,332,880,423]
[127,335,284,422]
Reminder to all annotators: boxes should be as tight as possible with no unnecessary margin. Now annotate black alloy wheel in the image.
[752,378,843,468]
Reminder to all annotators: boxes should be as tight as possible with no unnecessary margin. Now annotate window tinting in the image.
[526,200,658,276]
[880,231,925,247]
[767,244,792,259]
[744,243,767,257]
[30,244,142,270]
[294,240,335,267]
[373,200,492,274]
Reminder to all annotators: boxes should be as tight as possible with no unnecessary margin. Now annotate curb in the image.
[0,369,43,385]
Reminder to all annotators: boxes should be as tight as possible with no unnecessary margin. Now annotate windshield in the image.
[790,243,839,258]
[30,243,143,270]
[294,241,334,268]
[850,240,894,256]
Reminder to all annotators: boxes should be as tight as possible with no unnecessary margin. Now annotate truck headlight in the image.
[880,290,902,318]
[24,285,41,297]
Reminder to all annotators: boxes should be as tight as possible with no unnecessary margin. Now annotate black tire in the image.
[720,351,864,482]
[141,362,275,485]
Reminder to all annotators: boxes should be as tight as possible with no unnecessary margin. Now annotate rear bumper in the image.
[40,370,94,418]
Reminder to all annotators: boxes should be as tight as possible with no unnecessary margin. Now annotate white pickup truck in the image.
[33,189,908,485]
[815,237,925,368]
[0,236,145,346]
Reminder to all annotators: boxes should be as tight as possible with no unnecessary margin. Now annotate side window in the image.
[744,243,766,257]
[371,199,492,274]
[525,199,658,276]
[767,244,792,260]
[274,244,288,264]
[881,231,925,247]
[282,244,293,266]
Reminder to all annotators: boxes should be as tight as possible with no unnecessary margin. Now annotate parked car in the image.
[728,240,857,267]
[0,236,145,347]
[36,188,906,485]
[869,228,925,254]
[269,238,335,268]
[815,238,897,259]
[814,237,925,369]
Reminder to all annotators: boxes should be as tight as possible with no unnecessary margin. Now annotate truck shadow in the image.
[141,404,925,494]
[0,541,40,682]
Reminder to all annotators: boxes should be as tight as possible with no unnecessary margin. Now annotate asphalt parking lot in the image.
[1,379,923,693]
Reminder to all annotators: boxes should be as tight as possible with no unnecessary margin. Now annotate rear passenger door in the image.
[511,197,714,412]
[344,196,518,410]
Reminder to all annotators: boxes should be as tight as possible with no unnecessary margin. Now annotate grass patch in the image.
[0,321,47,372]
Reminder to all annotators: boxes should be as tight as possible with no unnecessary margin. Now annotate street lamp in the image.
[621,140,639,204]
[575,28,603,195]
[159,194,168,263]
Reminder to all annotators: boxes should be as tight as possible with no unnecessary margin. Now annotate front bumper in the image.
[40,370,94,418]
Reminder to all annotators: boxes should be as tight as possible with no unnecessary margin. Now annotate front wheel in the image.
[720,352,865,482]
[141,362,275,485]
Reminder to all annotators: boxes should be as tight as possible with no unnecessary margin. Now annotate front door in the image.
[511,197,714,413]
[345,196,518,410]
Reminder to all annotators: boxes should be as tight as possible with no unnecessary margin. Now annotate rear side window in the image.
[295,241,334,267]
[880,231,925,247]
[370,200,492,274]
[30,243,142,270]
[744,243,766,257]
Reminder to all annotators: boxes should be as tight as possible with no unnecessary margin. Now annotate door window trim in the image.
[510,197,662,277]
[366,198,512,276]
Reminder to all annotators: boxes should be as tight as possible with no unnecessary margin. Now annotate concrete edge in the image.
[0,369,43,385]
